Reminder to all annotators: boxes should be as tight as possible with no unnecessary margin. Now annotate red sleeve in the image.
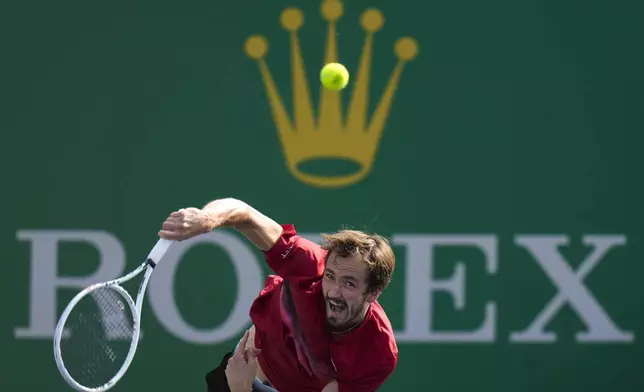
[263,224,326,280]
[337,354,397,392]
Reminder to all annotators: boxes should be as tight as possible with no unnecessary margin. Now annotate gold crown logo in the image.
[244,0,418,188]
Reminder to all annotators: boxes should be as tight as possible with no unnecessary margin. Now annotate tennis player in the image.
[158,197,398,392]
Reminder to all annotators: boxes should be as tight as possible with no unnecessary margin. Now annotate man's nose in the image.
[327,284,342,299]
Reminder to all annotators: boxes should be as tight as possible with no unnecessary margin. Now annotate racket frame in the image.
[53,238,173,392]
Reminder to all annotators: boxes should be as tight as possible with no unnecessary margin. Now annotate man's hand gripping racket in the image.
[53,238,174,392]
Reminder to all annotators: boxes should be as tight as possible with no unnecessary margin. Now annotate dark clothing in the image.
[205,350,276,392]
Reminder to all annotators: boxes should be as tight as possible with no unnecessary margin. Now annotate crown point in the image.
[360,9,384,32]
[394,37,418,60]
[280,8,304,31]
[321,0,343,21]
[244,35,269,60]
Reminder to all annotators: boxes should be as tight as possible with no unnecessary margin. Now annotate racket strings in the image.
[60,286,136,388]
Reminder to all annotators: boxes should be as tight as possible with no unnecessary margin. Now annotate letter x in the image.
[511,235,633,343]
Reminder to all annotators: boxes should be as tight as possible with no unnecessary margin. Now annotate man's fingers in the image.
[235,330,250,357]
[247,348,260,362]
[158,230,181,240]
[162,221,181,230]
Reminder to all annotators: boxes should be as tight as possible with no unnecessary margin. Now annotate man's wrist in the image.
[201,210,218,233]
[229,384,253,392]
[227,378,253,392]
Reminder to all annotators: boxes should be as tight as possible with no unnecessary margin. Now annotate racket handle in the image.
[147,238,174,264]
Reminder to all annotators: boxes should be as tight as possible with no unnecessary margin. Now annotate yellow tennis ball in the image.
[320,63,349,91]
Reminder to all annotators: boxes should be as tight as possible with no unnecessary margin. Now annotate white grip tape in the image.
[147,238,174,263]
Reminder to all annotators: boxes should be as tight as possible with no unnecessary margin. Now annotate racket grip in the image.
[148,238,174,264]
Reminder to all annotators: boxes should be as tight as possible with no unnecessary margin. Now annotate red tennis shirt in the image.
[248,224,398,392]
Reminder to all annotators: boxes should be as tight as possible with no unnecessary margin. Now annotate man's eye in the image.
[345,281,355,288]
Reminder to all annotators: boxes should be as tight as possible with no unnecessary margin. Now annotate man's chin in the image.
[325,313,341,325]
[325,313,349,329]
[326,319,343,331]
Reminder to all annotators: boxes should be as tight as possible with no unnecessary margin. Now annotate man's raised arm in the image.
[158,198,325,279]
[158,198,282,250]
[202,198,283,251]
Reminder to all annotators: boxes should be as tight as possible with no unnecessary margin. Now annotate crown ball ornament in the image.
[244,0,418,188]
[281,8,304,31]
[361,9,384,32]
[321,0,343,21]
[244,36,268,60]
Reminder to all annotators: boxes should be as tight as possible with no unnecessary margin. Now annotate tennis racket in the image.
[53,238,174,392]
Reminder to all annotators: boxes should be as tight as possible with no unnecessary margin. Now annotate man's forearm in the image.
[202,198,253,229]
[202,198,283,251]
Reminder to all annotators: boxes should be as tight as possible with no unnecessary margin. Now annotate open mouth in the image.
[327,299,346,315]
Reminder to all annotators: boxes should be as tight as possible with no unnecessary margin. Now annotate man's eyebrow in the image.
[325,269,357,282]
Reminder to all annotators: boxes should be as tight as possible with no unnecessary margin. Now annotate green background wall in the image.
[3,0,643,390]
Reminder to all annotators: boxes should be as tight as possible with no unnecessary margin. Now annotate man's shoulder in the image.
[359,302,398,358]
[368,301,396,334]
[333,303,397,384]
[262,224,328,280]
[267,224,327,258]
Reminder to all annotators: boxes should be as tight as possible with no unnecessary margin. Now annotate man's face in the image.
[322,251,376,332]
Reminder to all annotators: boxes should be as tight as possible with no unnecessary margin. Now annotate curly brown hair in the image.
[321,229,395,293]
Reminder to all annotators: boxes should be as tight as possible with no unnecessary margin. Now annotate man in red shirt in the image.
[158,197,398,392]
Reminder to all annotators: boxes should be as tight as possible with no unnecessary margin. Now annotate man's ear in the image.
[366,288,382,304]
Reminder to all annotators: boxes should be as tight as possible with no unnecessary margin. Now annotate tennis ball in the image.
[320,63,349,91]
